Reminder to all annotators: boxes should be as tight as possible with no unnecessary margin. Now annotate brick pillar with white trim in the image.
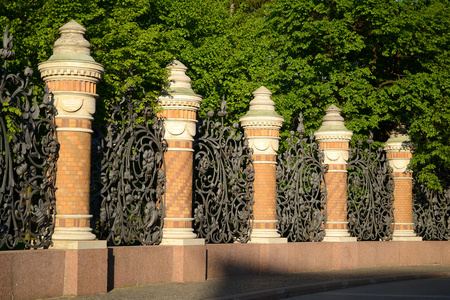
[385,129,422,241]
[39,21,105,249]
[158,60,204,245]
[240,86,287,244]
[314,105,357,242]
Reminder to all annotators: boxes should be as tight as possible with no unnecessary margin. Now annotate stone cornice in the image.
[314,130,353,142]
[240,116,284,130]
[384,143,413,153]
[38,61,103,81]
[384,128,413,153]
[158,95,202,110]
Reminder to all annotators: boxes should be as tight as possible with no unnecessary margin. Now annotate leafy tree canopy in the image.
[1,0,449,190]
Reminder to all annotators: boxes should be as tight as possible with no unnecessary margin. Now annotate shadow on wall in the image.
[107,248,115,292]
[93,241,450,299]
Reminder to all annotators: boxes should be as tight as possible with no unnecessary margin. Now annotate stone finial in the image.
[317,105,347,130]
[314,104,353,143]
[240,86,284,124]
[167,60,191,89]
[321,105,344,125]
[249,86,275,111]
[47,20,94,62]
[158,60,202,109]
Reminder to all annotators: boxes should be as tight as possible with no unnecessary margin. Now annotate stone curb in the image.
[209,272,450,300]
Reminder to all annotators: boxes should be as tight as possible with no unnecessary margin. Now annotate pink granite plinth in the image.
[173,245,206,282]
[137,246,174,285]
[0,250,65,300]
[64,249,108,296]
[206,244,261,278]
[2,240,450,299]
[0,252,14,300]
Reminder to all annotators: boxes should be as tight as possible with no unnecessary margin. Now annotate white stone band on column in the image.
[56,214,93,219]
[56,127,93,133]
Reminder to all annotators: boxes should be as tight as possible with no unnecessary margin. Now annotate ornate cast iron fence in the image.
[93,86,167,245]
[0,27,59,250]
[413,172,450,240]
[193,99,254,243]
[276,113,328,242]
[347,134,394,241]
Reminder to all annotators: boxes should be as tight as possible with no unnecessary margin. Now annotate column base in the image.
[161,227,205,245]
[249,229,287,244]
[52,240,107,249]
[249,237,288,244]
[160,238,205,246]
[392,229,422,241]
[52,227,97,241]
[323,229,357,242]
[323,236,357,242]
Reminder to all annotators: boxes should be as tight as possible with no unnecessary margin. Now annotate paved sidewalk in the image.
[48,265,450,300]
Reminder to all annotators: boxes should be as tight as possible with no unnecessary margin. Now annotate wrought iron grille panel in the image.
[96,87,167,245]
[276,114,327,242]
[193,99,254,243]
[0,27,59,250]
[413,172,450,240]
[347,134,394,241]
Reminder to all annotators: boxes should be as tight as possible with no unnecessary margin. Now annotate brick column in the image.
[240,87,286,244]
[384,129,422,241]
[314,105,356,242]
[38,20,105,249]
[158,60,204,245]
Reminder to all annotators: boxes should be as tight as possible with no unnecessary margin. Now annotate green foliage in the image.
[1,0,449,190]
[1,102,21,141]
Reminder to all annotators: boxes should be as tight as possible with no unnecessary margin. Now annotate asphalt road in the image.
[48,265,450,300]
[288,277,450,300]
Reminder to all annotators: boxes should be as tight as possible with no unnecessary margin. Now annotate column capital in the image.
[384,129,413,153]
[314,105,352,166]
[38,20,104,79]
[158,60,202,143]
[240,86,284,156]
[384,128,413,173]
[38,20,104,121]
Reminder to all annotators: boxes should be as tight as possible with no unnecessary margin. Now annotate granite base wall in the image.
[1,241,449,299]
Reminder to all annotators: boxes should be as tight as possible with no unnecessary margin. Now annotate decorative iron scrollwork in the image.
[276,113,327,242]
[98,87,166,245]
[413,172,450,240]
[193,98,254,243]
[347,133,394,241]
[0,27,59,250]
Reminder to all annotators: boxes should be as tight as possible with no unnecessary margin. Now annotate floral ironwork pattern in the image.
[0,27,59,250]
[347,134,394,241]
[413,172,450,240]
[276,113,327,242]
[98,87,166,245]
[193,99,254,243]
